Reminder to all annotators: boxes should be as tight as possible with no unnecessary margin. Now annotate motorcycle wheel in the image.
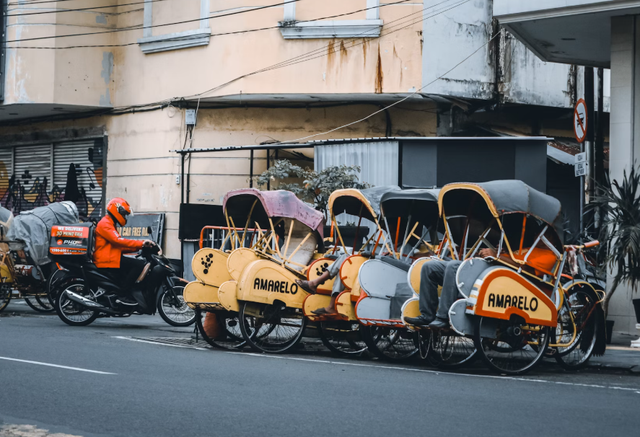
[157,285,196,327]
[55,280,98,327]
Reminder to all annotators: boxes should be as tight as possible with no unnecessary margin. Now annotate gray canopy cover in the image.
[469,180,563,241]
[7,201,80,265]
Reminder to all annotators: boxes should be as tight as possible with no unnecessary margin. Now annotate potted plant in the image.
[590,166,640,334]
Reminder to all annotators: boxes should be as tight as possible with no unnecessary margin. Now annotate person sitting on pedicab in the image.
[295,243,349,316]
[404,245,557,329]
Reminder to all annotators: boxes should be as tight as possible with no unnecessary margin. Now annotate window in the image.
[138,0,211,54]
[280,0,383,39]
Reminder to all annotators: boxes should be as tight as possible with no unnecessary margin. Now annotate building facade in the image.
[0,1,610,258]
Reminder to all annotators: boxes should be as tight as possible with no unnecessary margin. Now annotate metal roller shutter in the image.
[0,148,13,201]
[53,142,104,218]
[14,145,52,210]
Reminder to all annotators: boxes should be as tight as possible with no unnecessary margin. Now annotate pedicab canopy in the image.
[223,189,324,237]
[380,189,440,229]
[328,186,401,222]
[439,180,564,249]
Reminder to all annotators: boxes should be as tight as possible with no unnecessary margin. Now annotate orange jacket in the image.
[93,215,144,268]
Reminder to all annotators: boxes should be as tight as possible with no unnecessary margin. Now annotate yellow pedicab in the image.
[431,180,565,375]
[184,225,259,350]
[303,187,400,356]
[220,189,324,353]
[355,188,443,361]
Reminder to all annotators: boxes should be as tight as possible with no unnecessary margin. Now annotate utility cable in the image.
[4,0,306,44]
[279,31,501,145]
[6,0,170,17]
[6,0,413,49]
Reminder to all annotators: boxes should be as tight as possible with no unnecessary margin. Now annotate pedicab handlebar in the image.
[564,240,600,252]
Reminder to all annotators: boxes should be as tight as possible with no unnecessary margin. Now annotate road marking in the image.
[0,356,116,375]
[113,336,640,394]
[113,336,208,351]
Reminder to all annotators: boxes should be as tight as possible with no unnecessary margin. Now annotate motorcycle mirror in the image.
[147,226,153,235]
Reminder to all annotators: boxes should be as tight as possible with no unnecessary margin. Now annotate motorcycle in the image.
[52,242,195,327]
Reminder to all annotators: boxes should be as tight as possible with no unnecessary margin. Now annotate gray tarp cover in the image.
[443,180,564,244]
[380,188,440,228]
[7,201,80,265]
[0,206,13,237]
[332,186,401,221]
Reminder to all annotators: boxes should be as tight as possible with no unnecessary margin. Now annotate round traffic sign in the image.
[574,98,587,143]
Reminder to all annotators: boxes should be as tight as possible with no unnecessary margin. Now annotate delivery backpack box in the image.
[49,223,94,260]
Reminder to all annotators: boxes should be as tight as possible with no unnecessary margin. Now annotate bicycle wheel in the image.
[361,325,419,361]
[239,302,306,354]
[555,288,598,370]
[0,284,11,313]
[428,330,477,369]
[319,321,367,356]
[474,316,550,375]
[194,307,247,350]
[24,296,54,313]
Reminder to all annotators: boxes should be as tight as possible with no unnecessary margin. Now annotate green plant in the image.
[590,165,640,318]
[254,160,369,219]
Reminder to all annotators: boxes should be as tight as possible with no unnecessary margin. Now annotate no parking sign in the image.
[574,99,588,143]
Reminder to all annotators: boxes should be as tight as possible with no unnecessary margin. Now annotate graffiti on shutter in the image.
[0,140,104,219]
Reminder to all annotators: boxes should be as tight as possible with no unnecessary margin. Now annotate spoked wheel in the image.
[361,325,419,361]
[427,330,477,369]
[24,295,55,313]
[157,286,196,327]
[474,316,550,375]
[554,288,598,370]
[239,302,306,354]
[0,284,12,313]
[47,269,69,306]
[55,281,98,327]
[195,307,247,350]
[319,321,368,356]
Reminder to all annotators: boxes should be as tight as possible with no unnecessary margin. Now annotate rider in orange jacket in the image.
[94,198,153,305]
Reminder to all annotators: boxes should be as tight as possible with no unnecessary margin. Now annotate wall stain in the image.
[327,40,336,69]
[340,40,348,61]
[362,39,368,65]
[375,45,383,94]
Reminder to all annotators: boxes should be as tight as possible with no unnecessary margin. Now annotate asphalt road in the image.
[1,303,640,437]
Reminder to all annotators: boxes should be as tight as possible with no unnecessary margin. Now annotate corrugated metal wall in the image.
[314,141,399,186]
[314,141,399,229]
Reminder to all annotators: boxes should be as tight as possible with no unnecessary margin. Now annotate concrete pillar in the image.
[607,16,640,336]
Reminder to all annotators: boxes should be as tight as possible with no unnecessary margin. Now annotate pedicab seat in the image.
[379,255,411,272]
[274,220,321,273]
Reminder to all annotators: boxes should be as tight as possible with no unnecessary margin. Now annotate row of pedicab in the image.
[184,181,606,375]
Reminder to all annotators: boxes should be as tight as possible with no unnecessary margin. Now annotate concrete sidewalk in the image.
[586,331,640,373]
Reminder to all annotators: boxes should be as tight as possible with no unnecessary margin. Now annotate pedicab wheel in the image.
[54,281,98,327]
[157,285,196,327]
[361,325,419,362]
[427,330,477,369]
[47,268,68,306]
[194,307,247,350]
[0,284,11,313]
[319,321,367,356]
[554,288,599,370]
[238,301,306,354]
[473,316,550,376]
[24,296,54,313]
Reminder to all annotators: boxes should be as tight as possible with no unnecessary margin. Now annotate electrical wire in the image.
[279,31,501,145]
[5,0,170,17]
[6,0,414,49]
[4,0,306,44]
[0,0,468,127]
[185,0,463,100]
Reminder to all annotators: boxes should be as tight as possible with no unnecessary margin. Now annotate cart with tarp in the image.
[0,201,80,313]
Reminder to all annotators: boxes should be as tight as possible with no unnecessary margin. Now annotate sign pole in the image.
[574,97,588,236]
